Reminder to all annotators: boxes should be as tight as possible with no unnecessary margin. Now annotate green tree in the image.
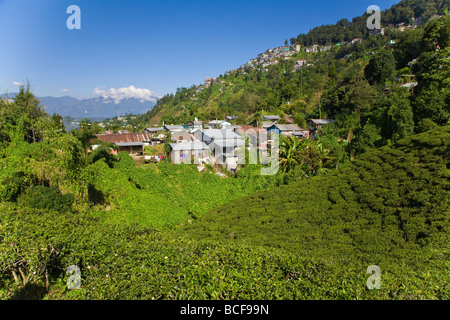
[351,122,382,156]
[364,49,396,87]
[386,88,415,141]
[421,15,450,51]
[412,47,450,125]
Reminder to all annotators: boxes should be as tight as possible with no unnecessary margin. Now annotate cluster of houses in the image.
[93,116,334,173]
[197,15,435,91]
[395,17,424,32]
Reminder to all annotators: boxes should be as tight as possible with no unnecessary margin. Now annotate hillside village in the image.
[93,116,331,173]
[85,9,450,178]
[198,15,430,89]
[88,15,436,172]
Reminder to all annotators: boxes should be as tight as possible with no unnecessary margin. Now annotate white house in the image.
[169,141,210,164]
[198,129,245,171]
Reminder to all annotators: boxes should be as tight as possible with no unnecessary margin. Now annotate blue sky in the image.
[0,0,400,99]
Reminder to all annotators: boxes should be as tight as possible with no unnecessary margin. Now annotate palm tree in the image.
[279,136,300,172]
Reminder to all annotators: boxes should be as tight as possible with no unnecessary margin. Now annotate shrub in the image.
[18,185,74,213]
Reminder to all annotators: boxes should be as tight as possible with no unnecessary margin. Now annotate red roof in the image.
[95,133,153,144]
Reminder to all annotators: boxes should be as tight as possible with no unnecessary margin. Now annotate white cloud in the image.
[12,81,22,86]
[94,85,160,104]
[61,89,70,93]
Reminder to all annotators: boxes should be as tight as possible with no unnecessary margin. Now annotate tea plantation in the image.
[0,127,448,299]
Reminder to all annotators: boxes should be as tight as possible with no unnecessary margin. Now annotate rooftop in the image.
[95,133,153,144]
[310,119,335,125]
[269,124,304,131]
[201,129,243,141]
[170,141,209,151]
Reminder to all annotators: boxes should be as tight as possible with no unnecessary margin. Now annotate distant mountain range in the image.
[2,93,158,119]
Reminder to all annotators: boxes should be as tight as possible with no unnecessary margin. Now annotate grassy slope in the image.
[84,155,278,229]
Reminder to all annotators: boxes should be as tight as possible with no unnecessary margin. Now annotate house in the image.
[371,28,385,36]
[225,115,238,122]
[144,127,164,134]
[95,133,154,155]
[305,45,319,53]
[171,132,194,142]
[267,124,307,138]
[208,120,232,129]
[293,131,309,139]
[351,38,362,45]
[234,126,268,149]
[308,119,335,130]
[263,115,281,122]
[284,116,294,124]
[164,125,185,133]
[407,59,417,67]
[198,129,245,170]
[199,129,243,144]
[185,121,203,130]
[262,121,276,130]
[169,141,210,164]
[400,82,418,90]
[294,60,308,70]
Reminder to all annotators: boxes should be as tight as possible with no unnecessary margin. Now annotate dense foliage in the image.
[1,127,448,300]
[293,0,448,46]
[1,0,449,301]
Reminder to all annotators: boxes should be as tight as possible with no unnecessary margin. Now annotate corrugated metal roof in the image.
[164,125,185,130]
[170,142,209,151]
[310,119,335,125]
[95,133,153,144]
[262,121,275,128]
[116,142,145,147]
[145,127,164,132]
[263,115,281,121]
[270,124,303,131]
[201,129,243,141]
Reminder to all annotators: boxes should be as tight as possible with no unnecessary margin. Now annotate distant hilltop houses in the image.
[196,15,432,86]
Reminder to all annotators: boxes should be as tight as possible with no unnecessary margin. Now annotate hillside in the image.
[174,126,450,296]
[293,0,448,46]
[136,0,449,155]
[180,126,449,256]
[1,0,449,301]
[1,127,448,300]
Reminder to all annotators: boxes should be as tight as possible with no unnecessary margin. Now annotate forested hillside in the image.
[293,0,448,46]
